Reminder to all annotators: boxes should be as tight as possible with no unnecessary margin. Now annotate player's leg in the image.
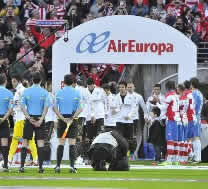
[187,121,194,160]
[28,138,38,164]
[68,118,79,173]
[172,122,179,164]
[192,121,201,163]
[160,121,176,165]
[35,119,46,173]
[55,119,66,173]
[8,120,23,163]
[1,136,9,172]
[19,119,32,172]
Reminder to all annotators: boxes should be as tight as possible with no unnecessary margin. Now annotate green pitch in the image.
[0,167,208,189]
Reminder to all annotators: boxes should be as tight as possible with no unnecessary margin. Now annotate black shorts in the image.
[116,122,134,140]
[23,116,45,140]
[86,118,104,140]
[104,126,116,132]
[0,117,10,138]
[57,115,78,139]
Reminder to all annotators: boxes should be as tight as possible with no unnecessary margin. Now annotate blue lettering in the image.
[76,31,110,53]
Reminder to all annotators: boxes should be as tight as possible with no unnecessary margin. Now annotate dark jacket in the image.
[9,61,34,77]
[148,119,163,145]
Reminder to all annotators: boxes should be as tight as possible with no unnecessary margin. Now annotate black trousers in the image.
[44,121,54,161]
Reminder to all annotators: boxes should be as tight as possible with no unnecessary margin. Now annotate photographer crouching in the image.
[88,130,129,171]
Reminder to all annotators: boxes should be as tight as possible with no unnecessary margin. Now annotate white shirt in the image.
[146,93,166,120]
[86,87,105,121]
[92,132,118,148]
[115,92,135,123]
[13,83,25,122]
[104,93,118,127]
[129,92,148,120]
[45,92,57,123]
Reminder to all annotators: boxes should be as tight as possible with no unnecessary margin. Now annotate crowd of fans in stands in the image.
[1,0,208,87]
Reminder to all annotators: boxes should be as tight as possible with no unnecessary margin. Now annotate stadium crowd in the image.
[1,0,208,88]
[0,0,208,172]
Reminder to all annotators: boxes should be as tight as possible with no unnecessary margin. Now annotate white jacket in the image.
[13,83,25,122]
[115,92,135,123]
[146,93,166,120]
[86,87,105,121]
[104,93,119,127]
[92,132,118,148]
[130,92,148,120]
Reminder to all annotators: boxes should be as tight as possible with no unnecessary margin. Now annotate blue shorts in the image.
[187,121,201,138]
[183,126,188,141]
[178,124,184,142]
[166,120,179,141]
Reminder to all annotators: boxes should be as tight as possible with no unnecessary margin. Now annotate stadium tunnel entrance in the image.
[52,15,197,92]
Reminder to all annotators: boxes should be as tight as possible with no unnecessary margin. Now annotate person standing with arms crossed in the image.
[19,72,50,173]
[53,74,82,173]
[0,74,13,172]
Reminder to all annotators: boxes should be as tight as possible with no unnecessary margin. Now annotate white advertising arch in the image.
[52,15,197,91]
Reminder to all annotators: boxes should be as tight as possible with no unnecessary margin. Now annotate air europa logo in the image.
[76,31,174,55]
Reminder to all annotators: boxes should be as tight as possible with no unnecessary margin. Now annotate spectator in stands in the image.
[173,16,186,33]
[90,0,104,17]
[102,64,121,84]
[99,0,115,16]
[130,0,149,16]
[150,0,166,20]
[0,0,19,17]
[29,51,46,80]
[19,0,35,26]
[0,17,8,38]
[29,24,56,49]
[89,66,101,87]
[64,3,81,29]
[10,21,25,40]
[19,39,34,65]
[0,39,8,59]
[9,53,34,78]
[114,0,129,15]
[4,31,21,62]
[193,0,208,17]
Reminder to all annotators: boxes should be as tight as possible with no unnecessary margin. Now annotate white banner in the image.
[52,15,197,91]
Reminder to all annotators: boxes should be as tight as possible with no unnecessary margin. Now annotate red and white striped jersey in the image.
[184,89,197,122]
[47,4,65,19]
[165,91,181,122]
[179,94,189,125]
[31,2,47,20]
[185,0,199,9]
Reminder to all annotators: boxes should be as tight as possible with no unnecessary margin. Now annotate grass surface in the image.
[1,161,208,189]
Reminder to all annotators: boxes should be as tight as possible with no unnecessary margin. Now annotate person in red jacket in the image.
[89,66,101,87]
[29,25,56,49]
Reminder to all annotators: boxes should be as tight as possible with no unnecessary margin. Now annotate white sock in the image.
[192,140,197,161]
[196,139,201,162]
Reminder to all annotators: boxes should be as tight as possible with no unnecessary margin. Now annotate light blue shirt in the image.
[192,89,203,121]
[21,84,50,116]
[0,86,13,115]
[55,86,81,115]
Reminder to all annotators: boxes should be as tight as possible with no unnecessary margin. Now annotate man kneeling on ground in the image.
[88,130,129,171]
